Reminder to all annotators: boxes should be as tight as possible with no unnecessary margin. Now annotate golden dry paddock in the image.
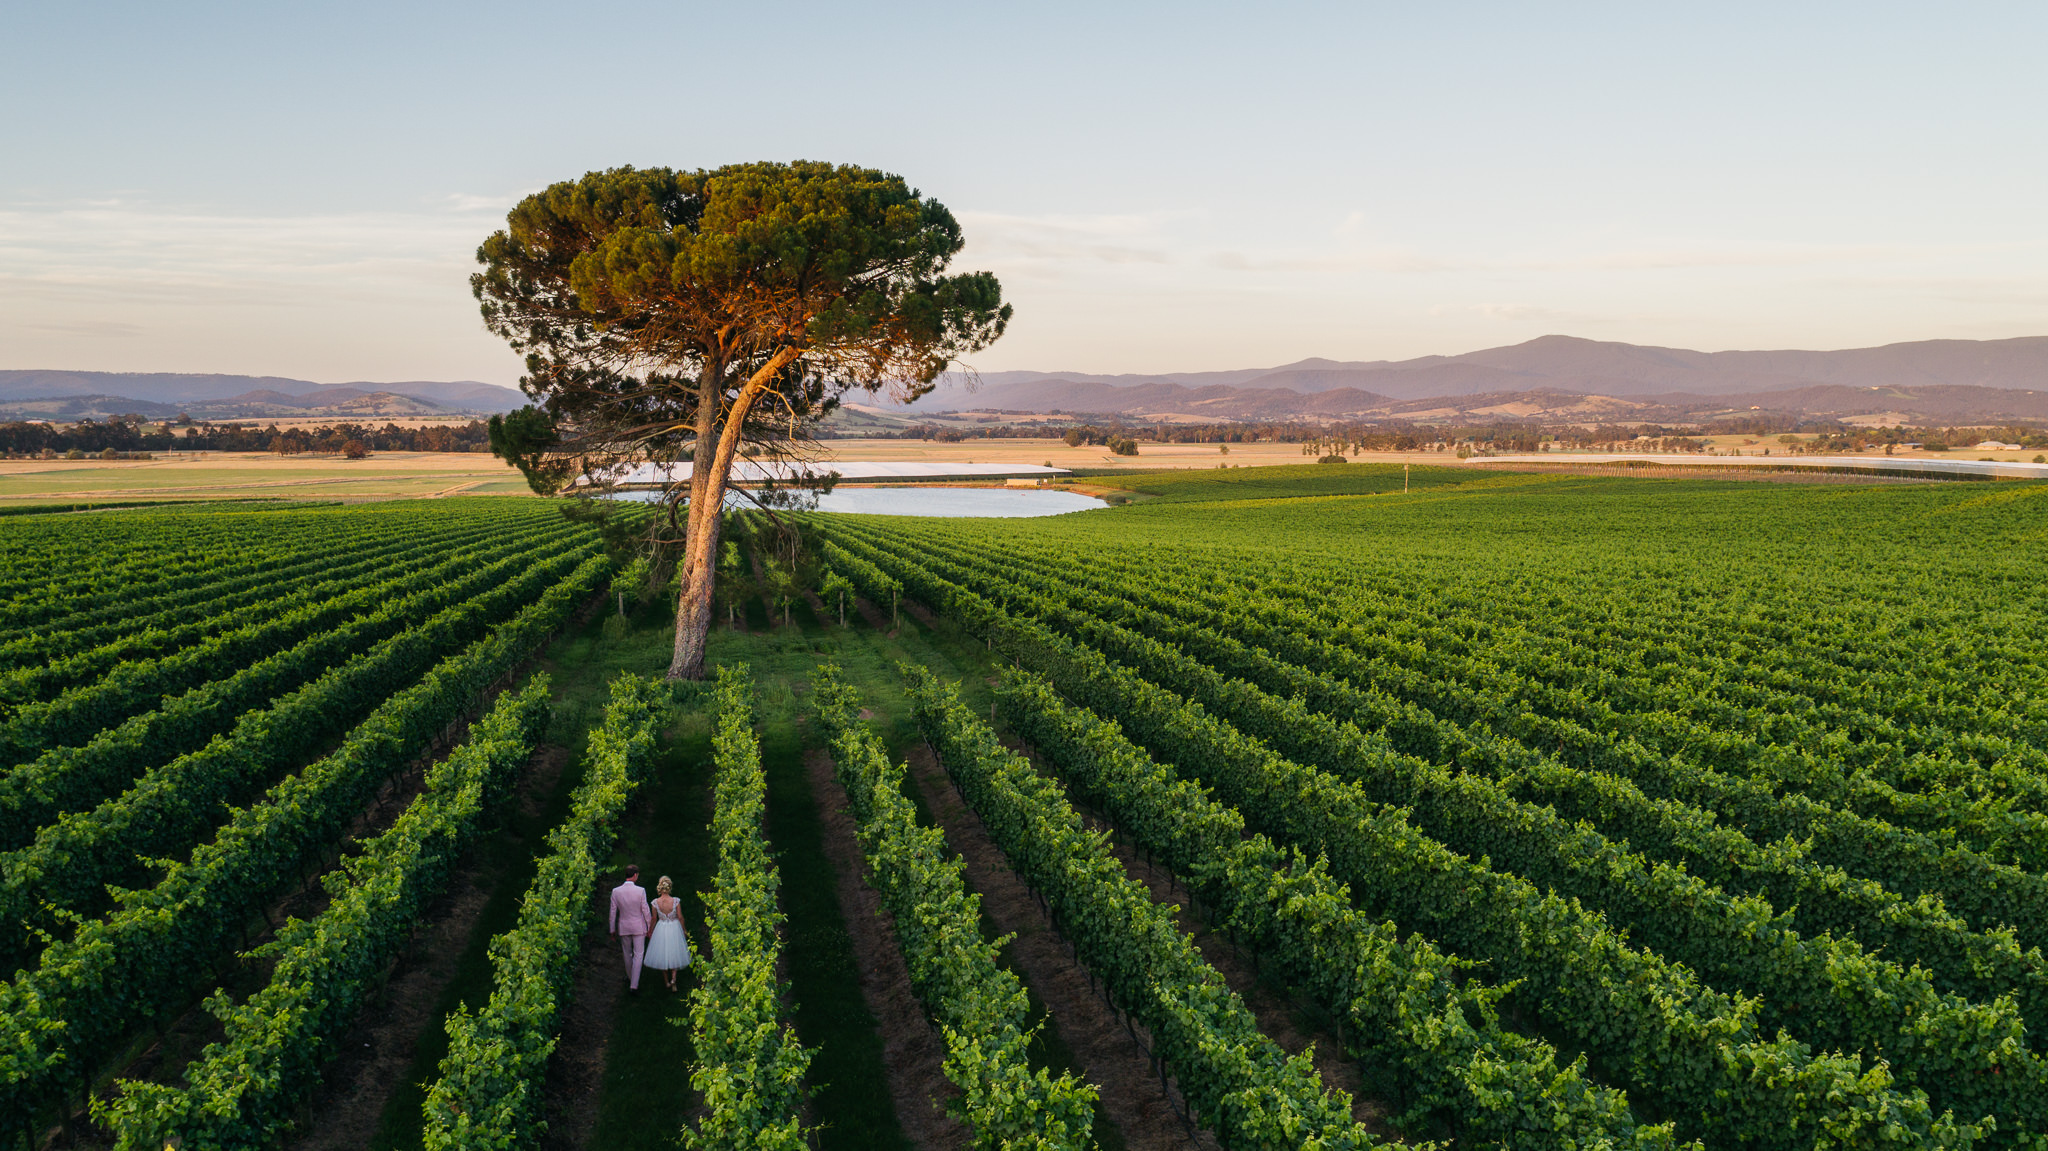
[0,451,530,504]
[0,441,1394,505]
[4,437,2039,506]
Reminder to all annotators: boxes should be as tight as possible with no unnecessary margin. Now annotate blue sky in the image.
[3,2,2043,383]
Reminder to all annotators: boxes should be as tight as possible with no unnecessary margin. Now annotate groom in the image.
[609,863,652,993]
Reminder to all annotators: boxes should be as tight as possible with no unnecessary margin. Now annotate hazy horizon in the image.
[8,331,2046,394]
[5,3,2044,385]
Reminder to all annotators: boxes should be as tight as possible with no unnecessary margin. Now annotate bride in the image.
[643,876,692,991]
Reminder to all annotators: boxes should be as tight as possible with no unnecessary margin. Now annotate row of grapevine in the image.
[821,527,1978,1149]
[682,666,812,1150]
[904,664,1386,1150]
[0,553,611,1142]
[0,503,541,635]
[1281,553,2048,775]
[1193,502,2044,741]
[0,517,484,671]
[1105,545,2048,831]
[0,524,579,759]
[849,525,2043,1133]
[0,514,507,704]
[904,530,2048,1037]
[818,539,900,622]
[0,541,598,968]
[4,530,408,698]
[991,668,1671,1148]
[1052,541,2048,959]
[423,672,668,1150]
[0,517,338,621]
[959,486,2045,781]
[800,515,2048,925]
[1122,557,2048,933]
[812,665,1098,1150]
[1095,545,2048,872]
[1173,606,2048,1024]
[95,675,553,1149]
[0,532,584,850]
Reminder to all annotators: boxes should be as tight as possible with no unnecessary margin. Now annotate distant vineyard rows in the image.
[807,476,2048,1148]
[4,468,2043,1151]
[0,501,615,1145]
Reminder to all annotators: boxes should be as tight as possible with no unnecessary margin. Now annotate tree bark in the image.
[666,348,801,680]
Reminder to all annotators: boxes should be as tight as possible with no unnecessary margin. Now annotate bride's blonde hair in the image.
[656,876,672,896]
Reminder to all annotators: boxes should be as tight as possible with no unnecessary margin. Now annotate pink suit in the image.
[610,879,652,989]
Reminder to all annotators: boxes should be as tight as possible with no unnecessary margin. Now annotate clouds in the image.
[955,207,1457,282]
[954,210,1183,274]
[0,198,497,298]
[1,5,2045,379]
[0,196,519,380]
[942,198,2048,372]
[6,189,2042,383]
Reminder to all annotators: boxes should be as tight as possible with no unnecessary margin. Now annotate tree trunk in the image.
[667,361,724,680]
[667,485,726,679]
[666,349,800,680]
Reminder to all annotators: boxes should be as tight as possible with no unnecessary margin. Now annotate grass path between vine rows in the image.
[359,571,1356,1150]
[578,586,1139,1151]
[353,585,992,1151]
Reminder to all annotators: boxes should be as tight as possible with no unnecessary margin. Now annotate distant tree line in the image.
[8,412,2039,461]
[1784,425,2048,452]
[0,418,494,456]
[847,415,2048,456]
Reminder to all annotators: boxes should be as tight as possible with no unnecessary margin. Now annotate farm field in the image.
[803,463,2048,1149]
[0,443,1410,509]
[0,452,531,506]
[816,436,1426,470]
[14,438,2030,512]
[2,464,2044,1150]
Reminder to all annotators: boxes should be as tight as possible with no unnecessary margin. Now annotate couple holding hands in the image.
[608,864,692,992]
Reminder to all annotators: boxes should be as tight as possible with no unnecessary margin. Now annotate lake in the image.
[612,485,1107,517]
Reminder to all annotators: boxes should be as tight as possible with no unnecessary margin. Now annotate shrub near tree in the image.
[475,161,1011,679]
[711,542,755,630]
[820,568,854,625]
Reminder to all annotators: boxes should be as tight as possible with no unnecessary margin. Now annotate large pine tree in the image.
[477,162,1009,678]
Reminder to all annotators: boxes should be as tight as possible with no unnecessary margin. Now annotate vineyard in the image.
[0,500,616,1150]
[0,465,2043,1150]
[798,466,2048,1149]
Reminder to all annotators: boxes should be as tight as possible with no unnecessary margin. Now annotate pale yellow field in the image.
[12,435,2023,508]
[0,451,527,504]
[1697,434,2045,462]
[819,437,1455,469]
[219,416,491,433]
[0,440,1466,506]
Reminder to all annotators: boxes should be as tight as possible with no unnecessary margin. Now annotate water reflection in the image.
[607,485,1105,517]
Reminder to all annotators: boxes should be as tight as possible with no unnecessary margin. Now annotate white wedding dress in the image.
[644,897,690,971]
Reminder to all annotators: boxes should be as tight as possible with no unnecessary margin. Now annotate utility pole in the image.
[1404,462,1410,493]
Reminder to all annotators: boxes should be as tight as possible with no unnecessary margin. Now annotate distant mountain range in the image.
[905,335,2048,425]
[9,336,2047,428]
[0,371,525,420]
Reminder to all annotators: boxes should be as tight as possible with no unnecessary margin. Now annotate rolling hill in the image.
[10,336,2045,428]
[0,371,524,417]
[906,335,2048,424]
[948,335,2048,398]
